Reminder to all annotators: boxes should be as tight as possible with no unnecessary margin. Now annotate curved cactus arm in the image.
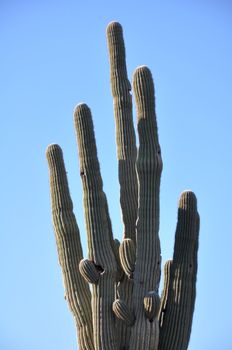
[113,299,135,326]
[74,103,119,350]
[79,259,101,284]
[127,66,162,350]
[144,291,160,322]
[46,144,94,350]
[158,191,200,350]
[107,21,138,243]
[119,238,136,279]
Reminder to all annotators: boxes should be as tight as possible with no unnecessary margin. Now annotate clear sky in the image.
[1,0,232,349]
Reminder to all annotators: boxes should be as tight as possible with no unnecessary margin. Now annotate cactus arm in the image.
[144,291,160,322]
[74,103,118,350]
[79,259,101,284]
[107,21,138,242]
[158,191,200,350]
[107,22,138,350]
[126,66,162,350]
[46,144,94,350]
[119,238,136,278]
[113,299,135,326]
[158,260,172,327]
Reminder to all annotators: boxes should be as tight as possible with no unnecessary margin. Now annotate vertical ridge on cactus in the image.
[46,22,200,350]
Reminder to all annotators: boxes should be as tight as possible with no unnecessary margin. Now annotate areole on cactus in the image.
[46,21,200,350]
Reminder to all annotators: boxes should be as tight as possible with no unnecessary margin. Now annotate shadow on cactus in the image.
[46,21,200,350]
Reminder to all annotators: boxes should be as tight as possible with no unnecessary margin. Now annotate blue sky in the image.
[1,1,232,349]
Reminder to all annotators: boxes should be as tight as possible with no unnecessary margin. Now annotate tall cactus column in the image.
[126,66,162,350]
[107,21,138,243]
[107,22,138,349]
[74,104,119,350]
[46,145,94,350]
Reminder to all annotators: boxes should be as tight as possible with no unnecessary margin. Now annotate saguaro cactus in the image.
[46,22,200,350]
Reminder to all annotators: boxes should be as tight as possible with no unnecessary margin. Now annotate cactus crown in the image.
[46,21,200,350]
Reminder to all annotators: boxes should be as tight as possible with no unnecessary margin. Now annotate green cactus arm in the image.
[107,21,138,243]
[74,103,118,350]
[127,66,162,350]
[158,260,172,327]
[46,144,94,350]
[113,299,135,326]
[79,259,100,284]
[158,191,200,350]
[107,22,138,350]
[144,291,160,322]
[119,238,136,278]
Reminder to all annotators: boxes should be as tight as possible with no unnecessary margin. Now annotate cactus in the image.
[46,21,200,350]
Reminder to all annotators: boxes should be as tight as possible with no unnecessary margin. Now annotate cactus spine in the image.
[46,22,200,350]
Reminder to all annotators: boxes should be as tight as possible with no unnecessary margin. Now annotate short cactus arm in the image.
[107,21,138,242]
[158,191,200,350]
[74,103,118,350]
[119,238,136,278]
[113,299,135,326]
[46,144,94,350]
[128,66,163,350]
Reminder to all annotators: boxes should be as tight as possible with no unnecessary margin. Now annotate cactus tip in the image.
[106,21,122,33]
[73,103,91,123]
[133,65,152,79]
[74,102,89,114]
[179,190,197,209]
[46,143,62,158]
